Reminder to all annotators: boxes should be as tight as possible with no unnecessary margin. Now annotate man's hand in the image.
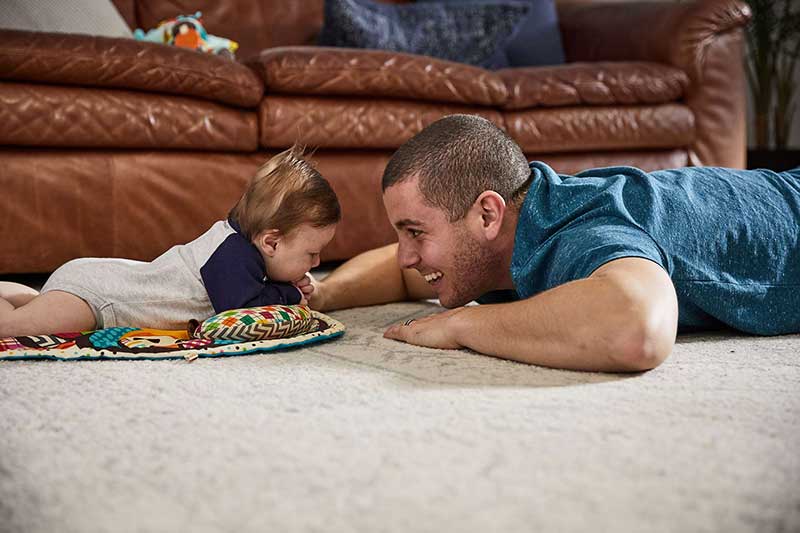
[383,307,468,350]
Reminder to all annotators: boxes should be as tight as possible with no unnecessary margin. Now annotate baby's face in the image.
[264,223,337,283]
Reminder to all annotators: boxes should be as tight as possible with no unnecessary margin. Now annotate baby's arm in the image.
[201,236,302,312]
[258,281,303,306]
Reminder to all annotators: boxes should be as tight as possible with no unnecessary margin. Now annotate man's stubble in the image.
[440,224,505,308]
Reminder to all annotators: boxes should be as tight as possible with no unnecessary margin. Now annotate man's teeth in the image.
[424,271,443,282]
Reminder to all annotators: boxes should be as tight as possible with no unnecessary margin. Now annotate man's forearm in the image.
[318,244,435,311]
[450,267,677,372]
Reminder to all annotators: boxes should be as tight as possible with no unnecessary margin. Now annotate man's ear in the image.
[472,191,506,240]
[253,229,281,257]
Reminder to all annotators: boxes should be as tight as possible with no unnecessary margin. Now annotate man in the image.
[306,115,800,372]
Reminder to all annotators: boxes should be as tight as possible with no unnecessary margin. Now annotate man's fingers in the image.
[383,317,425,342]
[383,324,408,341]
[383,312,462,350]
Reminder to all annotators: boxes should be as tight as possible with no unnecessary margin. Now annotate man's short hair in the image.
[381,114,531,221]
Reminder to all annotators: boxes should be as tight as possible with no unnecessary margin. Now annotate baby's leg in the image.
[0,281,39,310]
[0,290,95,337]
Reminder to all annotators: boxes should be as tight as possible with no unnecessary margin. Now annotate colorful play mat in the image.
[0,307,344,362]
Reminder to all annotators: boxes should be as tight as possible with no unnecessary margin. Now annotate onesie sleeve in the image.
[200,234,302,313]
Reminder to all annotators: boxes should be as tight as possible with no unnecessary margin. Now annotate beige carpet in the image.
[1,300,798,533]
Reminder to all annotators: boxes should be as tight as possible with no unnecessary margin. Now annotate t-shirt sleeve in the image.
[515,217,668,298]
[200,235,301,313]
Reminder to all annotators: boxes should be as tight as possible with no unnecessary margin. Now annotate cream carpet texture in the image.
[1,301,798,533]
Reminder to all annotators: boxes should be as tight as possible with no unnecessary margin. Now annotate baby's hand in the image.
[294,272,322,310]
[294,273,313,307]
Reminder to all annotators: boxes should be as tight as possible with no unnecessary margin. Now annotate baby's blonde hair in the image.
[230,146,341,240]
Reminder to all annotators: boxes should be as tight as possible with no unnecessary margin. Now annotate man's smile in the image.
[423,271,443,282]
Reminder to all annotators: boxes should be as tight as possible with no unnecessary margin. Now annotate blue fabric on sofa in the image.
[419,0,565,67]
[318,0,531,69]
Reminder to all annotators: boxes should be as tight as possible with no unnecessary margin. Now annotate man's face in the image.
[383,178,500,308]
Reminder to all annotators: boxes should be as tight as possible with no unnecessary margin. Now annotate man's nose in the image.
[312,256,320,269]
[397,242,420,269]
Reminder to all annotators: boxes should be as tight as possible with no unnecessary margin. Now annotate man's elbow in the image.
[612,313,676,372]
[616,333,673,372]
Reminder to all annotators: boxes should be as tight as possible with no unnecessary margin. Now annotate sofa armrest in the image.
[558,0,751,169]
[246,46,507,107]
[0,29,263,108]
[558,0,751,81]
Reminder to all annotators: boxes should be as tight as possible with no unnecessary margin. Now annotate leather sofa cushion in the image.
[506,103,695,153]
[248,47,507,106]
[499,62,689,110]
[259,94,694,153]
[0,150,261,273]
[258,95,504,149]
[0,29,263,108]
[0,82,258,151]
[250,48,688,112]
[0,149,399,270]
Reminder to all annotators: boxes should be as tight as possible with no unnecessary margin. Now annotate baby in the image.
[0,147,340,336]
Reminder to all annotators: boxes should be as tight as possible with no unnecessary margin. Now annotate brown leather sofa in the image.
[0,0,751,275]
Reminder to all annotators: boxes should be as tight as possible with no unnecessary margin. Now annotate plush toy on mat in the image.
[190,305,318,342]
[133,11,238,58]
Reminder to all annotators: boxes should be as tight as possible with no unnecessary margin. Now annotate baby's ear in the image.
[253,229,281,256]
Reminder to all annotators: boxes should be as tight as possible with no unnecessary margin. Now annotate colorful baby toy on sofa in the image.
[133,11,238,58]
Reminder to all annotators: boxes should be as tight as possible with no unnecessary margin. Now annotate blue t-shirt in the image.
[508,162,800,335]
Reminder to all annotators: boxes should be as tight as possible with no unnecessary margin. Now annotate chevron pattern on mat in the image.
[194,305,317,341]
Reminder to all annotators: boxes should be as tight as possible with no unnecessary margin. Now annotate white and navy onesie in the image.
[41,218,301,329]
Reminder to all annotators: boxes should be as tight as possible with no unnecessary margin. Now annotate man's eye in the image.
[408,229,422,238]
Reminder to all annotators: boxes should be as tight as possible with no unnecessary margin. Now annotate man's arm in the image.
[313,243,434,311]
[386,257,678,372]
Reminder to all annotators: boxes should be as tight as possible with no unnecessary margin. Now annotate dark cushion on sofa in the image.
[419,0,565,66]
[317,0,530,69]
